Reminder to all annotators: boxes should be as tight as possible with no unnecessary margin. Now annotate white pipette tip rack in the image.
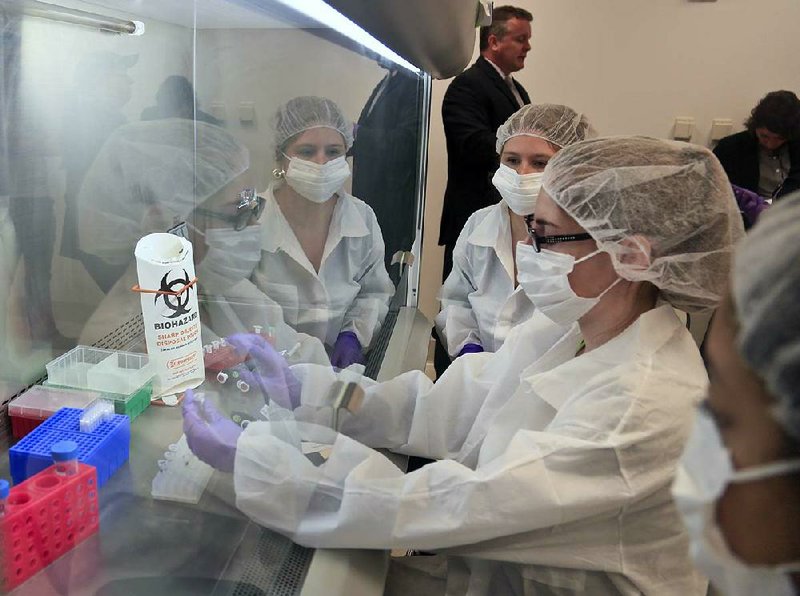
[150,435,214,504]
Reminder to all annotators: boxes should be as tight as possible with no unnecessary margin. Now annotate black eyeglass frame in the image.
[524,214,594,253]
[195,188,265,231]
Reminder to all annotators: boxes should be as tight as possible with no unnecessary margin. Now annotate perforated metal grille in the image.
[364,309,399,380]
[229,529,313,596]
[93,314,145,351]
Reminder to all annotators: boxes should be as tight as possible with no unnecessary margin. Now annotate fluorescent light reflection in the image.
[274,0,420,74]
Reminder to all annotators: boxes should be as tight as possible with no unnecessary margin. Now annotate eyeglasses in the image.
[524,214,593,253]
[195,188,265,231]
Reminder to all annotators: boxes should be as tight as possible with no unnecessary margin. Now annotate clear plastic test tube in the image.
[51,440,79,476]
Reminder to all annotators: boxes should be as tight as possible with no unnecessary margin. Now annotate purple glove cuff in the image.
[457,343,484,357]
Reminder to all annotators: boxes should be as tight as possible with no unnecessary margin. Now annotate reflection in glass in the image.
[76,119,248,346]
[250,96,393,367]
[352,63,423,286]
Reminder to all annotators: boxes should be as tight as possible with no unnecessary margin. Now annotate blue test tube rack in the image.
[9,407,130,487]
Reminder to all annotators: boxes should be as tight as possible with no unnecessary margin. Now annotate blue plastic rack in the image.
[9,407,130,487]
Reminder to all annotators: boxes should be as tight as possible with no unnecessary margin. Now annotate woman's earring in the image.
[272,168,285,180]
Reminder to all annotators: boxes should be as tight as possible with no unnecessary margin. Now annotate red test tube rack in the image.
[0,464,99,592]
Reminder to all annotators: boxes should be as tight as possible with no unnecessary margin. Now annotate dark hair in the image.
[745,90,800,141]
[479,5,533,51]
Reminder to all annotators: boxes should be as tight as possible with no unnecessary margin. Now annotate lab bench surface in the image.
[0,307,433,596]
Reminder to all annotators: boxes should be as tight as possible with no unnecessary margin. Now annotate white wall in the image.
[418,0,800,321]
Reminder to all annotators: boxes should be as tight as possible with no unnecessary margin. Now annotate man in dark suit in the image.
[352,64,423,286]
[434,5,532,379]
[438,5,532,279]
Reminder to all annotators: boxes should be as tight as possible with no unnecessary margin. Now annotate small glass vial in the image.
[0,479,9,517]
[51,440,79,476]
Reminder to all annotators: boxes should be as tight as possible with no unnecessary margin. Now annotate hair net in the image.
[495,103,596,154]
[78,119,249,265]
[273,96,353,154]
[732,192,800,441]
[542,136,744,312]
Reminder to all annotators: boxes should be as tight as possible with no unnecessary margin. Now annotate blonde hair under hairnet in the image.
[495,103,596,154]
[78,119,249,265]
[732,192,800,441]
[542,136,744,312]
[273,96,353,154]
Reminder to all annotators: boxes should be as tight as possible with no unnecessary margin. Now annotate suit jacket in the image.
[438,56,530,247]
[351,69,422,285]
[713,130,800,199]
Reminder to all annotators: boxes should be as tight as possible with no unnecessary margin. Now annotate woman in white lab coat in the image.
[252,96,393,369]
[436,104,595,358]
[672,194,800,596]
[183,137,744,595]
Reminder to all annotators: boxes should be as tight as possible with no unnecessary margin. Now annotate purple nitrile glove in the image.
[182,389,242,473]
[330,331,365,369]
[227,333,302,409]
[457,343,484,358]
[731,184,769,228]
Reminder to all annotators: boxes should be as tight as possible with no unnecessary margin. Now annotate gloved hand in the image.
[731,184,769,229]
[457,343,484,358]
[330,331,365,369]
[182,389,242,473]
[227,333,302,409]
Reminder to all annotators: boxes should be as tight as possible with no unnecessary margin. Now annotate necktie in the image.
[505,76,524,108]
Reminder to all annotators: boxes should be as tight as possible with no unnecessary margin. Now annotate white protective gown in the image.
[234,305,708,595]
[436,202,535,357]
[251,186,394,349]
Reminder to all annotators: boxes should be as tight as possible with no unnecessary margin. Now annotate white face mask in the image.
[672,409,800,596]
[492,164,544,216]
[283,155,350,204]
[515,241,621,327]
[200,225,262,282]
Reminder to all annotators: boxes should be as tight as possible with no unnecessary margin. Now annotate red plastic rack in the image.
[0,464,99,592]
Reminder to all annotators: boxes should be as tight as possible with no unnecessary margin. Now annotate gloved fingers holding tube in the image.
[227,333,301,409]
[182,389,242,472]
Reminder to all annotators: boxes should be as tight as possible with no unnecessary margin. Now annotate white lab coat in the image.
[251,187,393,349]
[436,202,535,357]
[234,305,708,595]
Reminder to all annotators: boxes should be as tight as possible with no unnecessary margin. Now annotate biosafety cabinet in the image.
[0,0,481,593]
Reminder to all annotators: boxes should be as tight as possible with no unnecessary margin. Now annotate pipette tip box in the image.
[9,385,102,440]
[45,346,154,421]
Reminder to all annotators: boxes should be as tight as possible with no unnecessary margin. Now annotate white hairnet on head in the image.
[78,119,249,265]
[495,103,596,154]
[273,96,353,154]
[732,192,800,441]
[542,136,744,312]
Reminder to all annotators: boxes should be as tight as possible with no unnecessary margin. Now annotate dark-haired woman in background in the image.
[714,90,800,201]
